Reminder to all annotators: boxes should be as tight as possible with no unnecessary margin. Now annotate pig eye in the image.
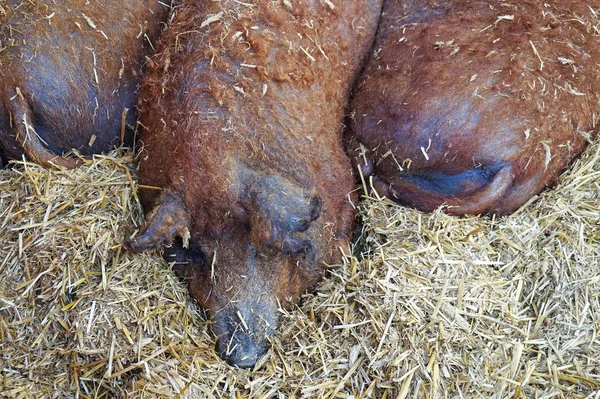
[307,196,322,222]
[163,238,208,269]
[282,237,315,259]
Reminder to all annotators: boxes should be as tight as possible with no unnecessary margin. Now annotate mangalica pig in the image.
[347,0,600,215]
[125,0,382,367]
[0,0,171,168]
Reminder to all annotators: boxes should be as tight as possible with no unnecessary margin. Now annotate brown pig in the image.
[125,0,383,367]
[0,0,171,168]
[347,0,600,215]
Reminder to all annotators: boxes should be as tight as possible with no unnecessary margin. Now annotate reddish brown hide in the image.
[0,0,171,168]
[126,0,382,367]
[347,0,600,215]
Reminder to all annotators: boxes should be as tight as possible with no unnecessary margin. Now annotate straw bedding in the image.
[1,141,599,398]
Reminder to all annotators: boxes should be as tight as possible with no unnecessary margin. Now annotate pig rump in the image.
[347,0,600,215]
[0,0,170,168]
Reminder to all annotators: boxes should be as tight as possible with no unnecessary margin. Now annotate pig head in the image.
[126,171,327,367]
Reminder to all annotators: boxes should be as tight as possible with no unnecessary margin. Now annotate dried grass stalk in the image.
[1,142,599,397]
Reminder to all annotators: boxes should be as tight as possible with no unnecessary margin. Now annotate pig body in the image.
[347,0,600,215]
[127,0,382,367]
[0,0,170,168]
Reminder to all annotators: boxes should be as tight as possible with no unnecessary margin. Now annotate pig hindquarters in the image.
[0,0,170,168]
[347,0,600,215]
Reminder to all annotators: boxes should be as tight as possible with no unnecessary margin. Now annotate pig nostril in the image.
[216,332,270,369]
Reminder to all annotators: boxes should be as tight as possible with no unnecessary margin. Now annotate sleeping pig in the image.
[0,0,171,168]
[347,0,600,215]
[125,0,382,367]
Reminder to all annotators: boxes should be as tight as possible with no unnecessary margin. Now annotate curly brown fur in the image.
[347,0,600,215]
[133,0,382,367]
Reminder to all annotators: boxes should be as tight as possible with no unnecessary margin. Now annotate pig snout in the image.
[213,299,277,368]
[160,232,307,368]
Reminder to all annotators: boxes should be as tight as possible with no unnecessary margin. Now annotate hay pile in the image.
[1,141,599,398]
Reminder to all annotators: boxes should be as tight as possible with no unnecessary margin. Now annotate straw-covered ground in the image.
[1,140,599,398]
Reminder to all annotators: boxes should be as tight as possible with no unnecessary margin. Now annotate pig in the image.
[125,0,383,367]
[346,0,600,215]
[0,0,171,168]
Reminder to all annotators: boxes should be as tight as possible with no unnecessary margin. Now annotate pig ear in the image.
[251,192,323,251]
[274,195,322,233]
[124,190,192,252]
